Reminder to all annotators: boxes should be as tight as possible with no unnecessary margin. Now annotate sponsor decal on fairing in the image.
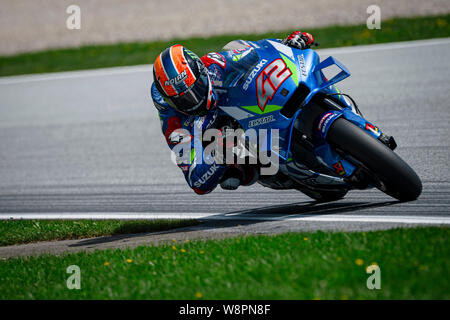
[248,115,276,128]
[298,54,308,77]
[193,163,219,188]
[243,59,268,91]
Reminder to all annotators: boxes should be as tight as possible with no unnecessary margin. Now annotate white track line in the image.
[0,64,153,85]
[0,38,449,85]
[316,37,450,55]
[1,213,449,225]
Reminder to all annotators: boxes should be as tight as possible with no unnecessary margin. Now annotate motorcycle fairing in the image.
[214,39,379,181]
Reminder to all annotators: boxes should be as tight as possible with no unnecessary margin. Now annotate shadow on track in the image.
[223,200,398,216]
[195,199,399,231]
[68,199,398,247]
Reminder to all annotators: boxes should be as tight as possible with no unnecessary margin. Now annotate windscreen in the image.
[223,48,260,88]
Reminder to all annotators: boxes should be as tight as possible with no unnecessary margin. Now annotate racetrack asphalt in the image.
[0,39,449,256]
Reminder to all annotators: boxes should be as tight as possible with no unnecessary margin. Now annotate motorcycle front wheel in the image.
[326,118,422,201]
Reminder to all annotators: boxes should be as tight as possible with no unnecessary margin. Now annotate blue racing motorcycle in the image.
[214,39,422,202]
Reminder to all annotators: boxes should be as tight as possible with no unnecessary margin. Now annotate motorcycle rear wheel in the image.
[326,118,422,201]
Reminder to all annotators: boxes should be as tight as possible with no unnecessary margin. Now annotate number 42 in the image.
[256,59,291,112]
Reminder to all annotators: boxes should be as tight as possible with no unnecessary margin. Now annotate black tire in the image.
[326,118,422,201]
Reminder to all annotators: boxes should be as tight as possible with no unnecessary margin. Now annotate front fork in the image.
[313,108,395,187]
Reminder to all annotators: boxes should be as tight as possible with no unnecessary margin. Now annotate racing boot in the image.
[220,165,259,190]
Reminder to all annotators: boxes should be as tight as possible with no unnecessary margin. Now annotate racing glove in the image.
[283,31,314,49]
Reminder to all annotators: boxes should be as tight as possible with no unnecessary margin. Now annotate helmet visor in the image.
[164,68,210,114]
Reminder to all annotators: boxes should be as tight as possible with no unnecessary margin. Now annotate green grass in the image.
[0,227,448,299]
[1,14,449,77]
[0,219,198,246]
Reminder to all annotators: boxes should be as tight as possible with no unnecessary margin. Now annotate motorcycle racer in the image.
[151,31,348,198]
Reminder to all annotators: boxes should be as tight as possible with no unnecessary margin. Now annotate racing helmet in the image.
[153,45,214,116]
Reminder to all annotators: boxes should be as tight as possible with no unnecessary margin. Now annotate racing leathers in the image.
[151,81,227,195]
